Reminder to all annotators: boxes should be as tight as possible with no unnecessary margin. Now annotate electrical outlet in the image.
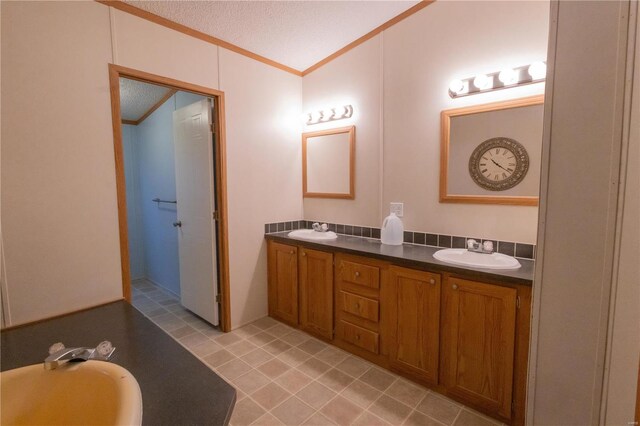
[390,202,404,217]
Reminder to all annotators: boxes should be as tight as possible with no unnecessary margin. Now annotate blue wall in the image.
[124,91,206,296]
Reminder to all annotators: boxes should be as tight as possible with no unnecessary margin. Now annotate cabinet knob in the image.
[355,271,360,277]
[429,278,436,285]
[355,334,361,340]
[355,303,360,309]
[452,284,458,290]
[301,252,306,256]
[289,250,294,254]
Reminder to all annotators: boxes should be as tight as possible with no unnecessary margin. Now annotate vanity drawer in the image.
[338,320,379,354]
[339,260,380,290]
[340,291,379,323]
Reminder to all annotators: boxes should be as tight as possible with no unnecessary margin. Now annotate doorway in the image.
[108,65,230,332]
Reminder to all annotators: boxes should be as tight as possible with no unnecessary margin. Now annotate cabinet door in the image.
[267,241,298,326]
[442,277,517,419]
[388,266,441,384]
[299,247,334,339]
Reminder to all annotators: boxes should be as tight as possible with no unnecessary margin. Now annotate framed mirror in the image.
[440,95,543,206]
[303,126,355,199]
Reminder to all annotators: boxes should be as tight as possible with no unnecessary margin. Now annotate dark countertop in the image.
[266,232,534,286]
[1,301,236,426]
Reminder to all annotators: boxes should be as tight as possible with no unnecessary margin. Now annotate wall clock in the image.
[468,137,529,191]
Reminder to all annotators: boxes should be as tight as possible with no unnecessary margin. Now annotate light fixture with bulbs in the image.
[305,105,353,125]
[448,61,546,98]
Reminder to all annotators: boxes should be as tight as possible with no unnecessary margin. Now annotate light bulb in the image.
[321,109,334,120]
[473,74,492,90]
[334,105,347,117]
[498,68,518,85]
[449,79,464,94]
[310,111,322,123]
[528,61,546,80]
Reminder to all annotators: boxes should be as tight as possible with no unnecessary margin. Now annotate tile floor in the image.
[131,279,504,426]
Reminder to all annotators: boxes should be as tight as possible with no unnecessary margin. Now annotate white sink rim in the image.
[433,248,521,270]
[287,229,338,241]
[1,360,143,426]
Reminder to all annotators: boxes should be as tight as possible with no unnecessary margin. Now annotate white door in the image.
[173,99,218,325]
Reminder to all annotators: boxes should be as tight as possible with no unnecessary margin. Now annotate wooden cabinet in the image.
[335,254,385,358]
[299,247,334,339]
[267,241,298,326]
[441,276,517,420]
[388,266,441,385]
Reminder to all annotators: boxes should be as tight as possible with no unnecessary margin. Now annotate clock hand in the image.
[491,158,510,172]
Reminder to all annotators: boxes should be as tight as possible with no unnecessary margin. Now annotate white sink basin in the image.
[1,360,143,426]
[433,248,521,270]
[288,229,338,242]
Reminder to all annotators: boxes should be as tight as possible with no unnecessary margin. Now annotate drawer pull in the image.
[354,303,360,309]
[355,334,361,340]
[355,271,360,277]
[429,278,435,285]
[289,250,294,254]
[452,284,458,290]
[302,252,306,256]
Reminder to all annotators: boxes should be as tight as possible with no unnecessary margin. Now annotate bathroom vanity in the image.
[0,301,236,425]
[266,232,533,426]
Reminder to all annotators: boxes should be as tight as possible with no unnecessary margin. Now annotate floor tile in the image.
[341,380,382,408]
[252,316,279,330]
[317,368,354,393]
[296,358,331,379]
[215,332,244,347]
[314,347,349,365]
[169,324,197,339]
[416,393,461,425]
[320,396,363,426]
[297,339,327,355]
[232,369,271,394]
[251,382,291,410]
[147,307,169,318]
[252,412,285,426]
[297,381,336,410]
[230,398,266,426]
[278,347,312,367]
[280,331,310,346]
[266,324,295,338]
[233,324,262,338]
[302,412,336,426]
[385,379,427,408]
[335,356,372,378]
[274,369,313,394]
[404,410,445,426]
[369,394,412,425]
[352,411,391,426]
[250,332,278,346]
[203,349,235,368]
[263,339,292,355]
[227,340,259,357]
[201,326,225,339]
[192,340,223,357]
[258,358,290,379]
[241,348,274,367]
[453,409,500,426]
[271,396,315,426]
[179,332,210,349]
[360,368,397,392]
[217,358,252,381]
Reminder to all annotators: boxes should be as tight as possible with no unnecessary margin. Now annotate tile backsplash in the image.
[265,219,536,260]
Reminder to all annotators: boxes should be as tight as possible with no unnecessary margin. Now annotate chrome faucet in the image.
[44,341,115,370]
[312,222,329,232]
[466,239,494,254]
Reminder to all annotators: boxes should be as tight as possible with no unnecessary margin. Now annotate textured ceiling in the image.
[123,1,421,71]
[120,78,172,122]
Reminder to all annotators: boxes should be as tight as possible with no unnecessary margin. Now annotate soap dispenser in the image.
[381,212,404,246]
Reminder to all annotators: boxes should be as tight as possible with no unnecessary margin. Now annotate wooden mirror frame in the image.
[439,95,543,206]
[302,125,355,199]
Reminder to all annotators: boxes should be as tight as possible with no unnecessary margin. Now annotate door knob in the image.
[173,221,182,228]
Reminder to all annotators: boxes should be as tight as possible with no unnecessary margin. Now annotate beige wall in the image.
[302,36,382,227]
[302,1,548,244]
[1,1,302,328]
[529,1,636,423]
[1,1,122,325]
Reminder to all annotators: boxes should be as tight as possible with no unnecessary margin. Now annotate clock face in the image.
[469,137,529,191]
